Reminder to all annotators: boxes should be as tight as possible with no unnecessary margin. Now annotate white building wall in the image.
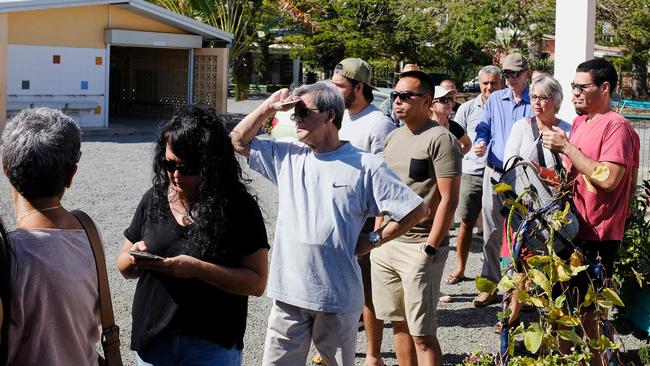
[7,45,106,128]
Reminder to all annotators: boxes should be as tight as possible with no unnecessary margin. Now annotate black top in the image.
[124,188,269,351]
[449,120,466,140]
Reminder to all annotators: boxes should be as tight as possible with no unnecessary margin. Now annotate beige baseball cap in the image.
[334,58,378,90]
[502,53,529,72]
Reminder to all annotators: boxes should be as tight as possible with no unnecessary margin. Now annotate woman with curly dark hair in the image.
[0,219,10,366]
[116,106,269,366]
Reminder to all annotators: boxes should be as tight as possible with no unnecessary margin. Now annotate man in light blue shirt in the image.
[445,65,502,287]
[473,53,534,306]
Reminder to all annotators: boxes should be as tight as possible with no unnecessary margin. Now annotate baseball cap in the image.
[434,86,454,99]
[502,53,529,72]
[334,58,378,90]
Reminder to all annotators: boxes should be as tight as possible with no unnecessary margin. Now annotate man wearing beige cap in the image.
[473,53,534,306]
[331,57,395,366]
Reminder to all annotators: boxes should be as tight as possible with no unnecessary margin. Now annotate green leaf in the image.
[524,324,543,353]
[475,277,497,294]
[601,288,625,307]
[596,299,614,308]
[497,275,515,292]
[556,315,581,327]
[526,255,551,267]
[583,285,596,307]
[554,294,566,308]
[557,264,573,282]
[571,265,589,275]
[528,269,552,296]
[555,330,586,347]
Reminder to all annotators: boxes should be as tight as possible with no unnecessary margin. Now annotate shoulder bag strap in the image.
[70,210,123,366]
[530,117,548,167]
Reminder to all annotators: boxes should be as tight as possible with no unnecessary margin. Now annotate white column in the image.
[292,56,301,86]
[554,0,596,122]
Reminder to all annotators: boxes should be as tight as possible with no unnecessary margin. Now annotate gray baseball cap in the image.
[334,58,378,90]
[502,53,529,72]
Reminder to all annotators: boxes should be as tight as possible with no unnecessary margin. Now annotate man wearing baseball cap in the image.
[331,58,396,366]
[473,52,534,306]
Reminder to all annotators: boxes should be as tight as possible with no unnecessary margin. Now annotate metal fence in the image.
[632,118,650,183]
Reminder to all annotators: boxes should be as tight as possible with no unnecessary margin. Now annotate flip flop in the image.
[444,274,466,284]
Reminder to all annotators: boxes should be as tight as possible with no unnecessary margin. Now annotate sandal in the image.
[444,274,467,284]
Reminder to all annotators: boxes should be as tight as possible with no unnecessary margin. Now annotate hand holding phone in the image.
[129,250,165,261]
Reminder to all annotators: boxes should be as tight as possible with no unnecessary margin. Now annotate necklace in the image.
[16,205,62,223]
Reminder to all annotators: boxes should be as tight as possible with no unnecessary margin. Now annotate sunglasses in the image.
[435,96,454,104]
[159,159,200,176]
[390,91,426,102]
[530,95,552,103]
[502,70,525,79]
[290,107,321,121]
[570,82,601,93]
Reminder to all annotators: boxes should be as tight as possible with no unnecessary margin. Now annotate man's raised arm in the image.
[231,89,297,158]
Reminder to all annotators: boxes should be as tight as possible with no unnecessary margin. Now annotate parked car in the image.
[270,89,390,139]
[463,77,480,92]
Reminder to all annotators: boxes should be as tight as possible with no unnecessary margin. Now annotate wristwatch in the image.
[424,244,437,257]
[368,230,382,248]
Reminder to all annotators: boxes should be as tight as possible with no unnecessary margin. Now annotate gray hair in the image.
[293,81,345,130]
[1,108,81,198]
[530,75,563,113]
[478,65,502,77]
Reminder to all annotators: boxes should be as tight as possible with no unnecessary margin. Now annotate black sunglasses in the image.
[159,159,200,176]
[390,91,426,102]
[290,107,321,121]
[502,70,525,79]
[570,82,601,93]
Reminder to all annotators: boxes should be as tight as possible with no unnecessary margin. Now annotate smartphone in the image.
[129,251,165,261]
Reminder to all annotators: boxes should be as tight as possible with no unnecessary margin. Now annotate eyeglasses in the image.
[530,95,552,103]
[435,96,454,104]
[290,107,321,121]
[160,159,200,176]
[390,91,426,102]
[502,70,525,79]
[570,82,600,93]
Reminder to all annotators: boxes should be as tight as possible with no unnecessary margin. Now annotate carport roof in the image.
[0,0,234,44]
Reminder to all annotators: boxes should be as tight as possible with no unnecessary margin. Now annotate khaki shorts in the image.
[458,173,484,221]
[370,238,449,336]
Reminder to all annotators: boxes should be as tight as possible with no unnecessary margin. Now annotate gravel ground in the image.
[0,98,645,365]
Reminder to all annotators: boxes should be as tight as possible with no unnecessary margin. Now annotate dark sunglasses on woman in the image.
[160,159,200,176]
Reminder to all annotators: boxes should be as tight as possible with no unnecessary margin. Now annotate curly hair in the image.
[151,106,253,261]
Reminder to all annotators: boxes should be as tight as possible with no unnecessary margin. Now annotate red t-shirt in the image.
[563,111,640,241]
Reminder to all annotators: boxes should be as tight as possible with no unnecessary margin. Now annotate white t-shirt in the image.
[504,117,572,169]
[339,104,396,159]
[248,139,422,313]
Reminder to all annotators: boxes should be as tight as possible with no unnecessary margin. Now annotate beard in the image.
[344,91,355,109]
[574,106,586,116]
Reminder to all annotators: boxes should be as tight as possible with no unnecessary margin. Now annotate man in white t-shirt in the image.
[231,82,427,366]
[331,57,395,366]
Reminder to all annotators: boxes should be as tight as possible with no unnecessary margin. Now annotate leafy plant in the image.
[614,178,650,297]
[457,349,495,366]
[471,169,624,365]
[639,344,650,365]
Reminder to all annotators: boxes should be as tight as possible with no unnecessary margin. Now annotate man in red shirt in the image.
[543,58,640,365]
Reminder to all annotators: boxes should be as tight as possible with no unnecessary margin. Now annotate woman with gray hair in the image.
[498,75,572,332]
[504,75,571,169]
[0,108,100,365]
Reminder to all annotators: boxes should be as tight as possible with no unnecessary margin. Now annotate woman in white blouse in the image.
[504,75,572,170]
[499,75,572,332]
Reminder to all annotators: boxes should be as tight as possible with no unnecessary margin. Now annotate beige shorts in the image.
[370,238,449,336]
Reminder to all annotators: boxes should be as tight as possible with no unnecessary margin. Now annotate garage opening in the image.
[109,46,189,126]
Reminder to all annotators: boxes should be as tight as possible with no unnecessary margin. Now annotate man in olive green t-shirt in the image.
[370,71,462,366]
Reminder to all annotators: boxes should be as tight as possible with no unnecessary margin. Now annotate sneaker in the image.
[473,291,499,307]
[439,292,453,303]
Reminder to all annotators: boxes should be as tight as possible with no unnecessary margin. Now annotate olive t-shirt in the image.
[383,121,463,242]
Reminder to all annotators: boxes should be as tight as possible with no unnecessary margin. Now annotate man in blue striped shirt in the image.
[472,53,534,306]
